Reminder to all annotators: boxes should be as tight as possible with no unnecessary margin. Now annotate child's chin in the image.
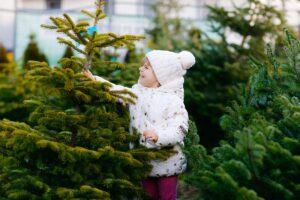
[138,80,147,87]
[138,78,144,83]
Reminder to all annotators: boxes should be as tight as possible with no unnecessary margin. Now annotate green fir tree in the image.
[183,29,300,200]
[0,43,9,64]
[0,43,14,75]
[0,1,171,199]
[62,45,74,59]
[146,0,185,51]
[23,34,48,69]
[0,43,31,122]
[0,71,30,122]
[185,0,287,148]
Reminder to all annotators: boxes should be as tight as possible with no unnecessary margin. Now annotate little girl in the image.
[84,50,195,200]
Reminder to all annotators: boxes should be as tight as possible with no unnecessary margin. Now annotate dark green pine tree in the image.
[62,45,74,59]
[0,43,14,75]
[184,0,288,148]
[0,1,171,199]
[23,33,48,69]
[0,70,31,122]
[0,44,31,122]
[146,0,185,51]
[0,43,9,64]
[183,30,300,200]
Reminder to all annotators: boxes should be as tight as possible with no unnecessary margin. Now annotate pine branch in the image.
[40,24,57,30]
[64,32,81,44]
[63,14,88,45]
[91,61,125,69]
[284,29,300,83]
[57,27,72,32]
[76,21,90,28]
[81,10,96,19]
[57,37,87,55]
[48,16,61,27]
[63,13,76,29]
[94,36,125,48]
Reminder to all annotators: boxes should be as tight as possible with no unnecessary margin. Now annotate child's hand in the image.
[82,70,95,80]
[143,130,158,143]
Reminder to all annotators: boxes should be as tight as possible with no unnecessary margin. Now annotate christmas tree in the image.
[23,33,48,69]
[0,1,171,199]
[0,43,9,64]
[183,29,300,200]
[187,0,287,148]
[0,71,30,122]
[0,43,31,122]
[146,0,185,51]
[0,43,13,75]
[61,45,74,59]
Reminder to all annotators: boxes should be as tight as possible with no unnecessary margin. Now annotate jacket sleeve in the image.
[93,75,134,105]
[154,98,189,147]
[93,75,132,92]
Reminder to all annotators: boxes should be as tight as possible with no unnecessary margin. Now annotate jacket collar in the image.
[136,77,184,100]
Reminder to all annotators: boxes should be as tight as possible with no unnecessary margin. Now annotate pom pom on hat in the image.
[178,51,195,70]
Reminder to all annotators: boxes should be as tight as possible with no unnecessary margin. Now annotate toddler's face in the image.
[138,58,160,88]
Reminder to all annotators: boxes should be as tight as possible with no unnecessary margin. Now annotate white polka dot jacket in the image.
[94,75,189,177]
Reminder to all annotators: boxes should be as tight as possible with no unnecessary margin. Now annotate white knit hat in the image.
[146,50,195,86]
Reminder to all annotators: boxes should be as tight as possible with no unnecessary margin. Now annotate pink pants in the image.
[141,175,178,200]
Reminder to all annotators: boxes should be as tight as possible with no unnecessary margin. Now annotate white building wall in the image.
[0,0,299,55]
[18,0,46,9]
[114,0,139,15]
[61,0,95,10]
[19,0,96,10]
[0,0,16,51]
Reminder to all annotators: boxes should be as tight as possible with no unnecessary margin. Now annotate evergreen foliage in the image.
[62,45,74,59]
[0,1,171,199]
[0,44,30,122]
[186,0,289,148]
[183,30,300,200]
[0,43,9,64]
[146,0,184,51]
[0,71,30,122]
[92,48,143,88]
[23,34,48,69]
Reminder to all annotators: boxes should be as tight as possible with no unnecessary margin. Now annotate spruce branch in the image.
[81,10,96,19]
[57,37,87,55]
[40,24,57,30]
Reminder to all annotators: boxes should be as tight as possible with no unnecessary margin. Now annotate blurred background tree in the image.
[61,45,74,59]
[0,43,31,122]
[23,33,48,70]
[146,0,185,51]
[0,43,9,64]
[182,29,300,200]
